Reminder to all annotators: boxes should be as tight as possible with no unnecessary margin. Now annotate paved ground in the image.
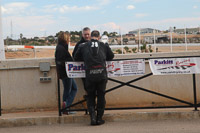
[1,119,200,133]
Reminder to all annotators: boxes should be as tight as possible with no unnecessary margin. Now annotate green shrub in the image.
[116,49,122,54]
[132,48,137,53]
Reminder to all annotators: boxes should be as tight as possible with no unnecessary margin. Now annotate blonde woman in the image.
[55,32,77,114]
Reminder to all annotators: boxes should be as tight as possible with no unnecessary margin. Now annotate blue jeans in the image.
[62,77,78,107]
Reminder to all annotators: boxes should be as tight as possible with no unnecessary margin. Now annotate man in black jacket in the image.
[72,27,91,57]
[72,27,91,93]
[74,30,114,126]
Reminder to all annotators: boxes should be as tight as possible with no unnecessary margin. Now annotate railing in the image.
[57,55,200,116]
[0,55,199,116]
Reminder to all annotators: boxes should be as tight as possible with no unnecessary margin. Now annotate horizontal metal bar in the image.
[60,105,196,112]
[62,108,87,112]
[104,105,195,110]
[112,55,200,61]
[0,65,56,70]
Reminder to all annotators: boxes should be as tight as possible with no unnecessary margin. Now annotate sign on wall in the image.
[66,59,145,78]
[149,57,200,75]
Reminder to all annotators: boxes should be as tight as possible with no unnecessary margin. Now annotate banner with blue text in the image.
[66,59,145,78]
[149,57,200,75]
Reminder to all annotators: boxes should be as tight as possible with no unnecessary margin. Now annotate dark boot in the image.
[96,109,105,125]
[88,107,96,125]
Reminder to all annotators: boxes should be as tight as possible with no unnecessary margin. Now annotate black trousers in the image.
[85,79,107,110]
[81,78,87,92]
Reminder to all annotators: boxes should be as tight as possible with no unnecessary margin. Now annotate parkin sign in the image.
[149,57,200,75]
[66,59,145,78]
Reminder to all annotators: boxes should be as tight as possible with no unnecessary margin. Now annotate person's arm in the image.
[55,46,66,66]
[72,43,79,58]
[74,46,83,61]
[105,43,114,61]
[56,46,73,66]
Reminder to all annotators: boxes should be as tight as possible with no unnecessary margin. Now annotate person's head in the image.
[58,32,70,45]
[101,35,109,43]
[82,27,91,41]
[91,30,100,40]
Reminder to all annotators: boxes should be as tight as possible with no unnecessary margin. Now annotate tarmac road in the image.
[1,119,200,133]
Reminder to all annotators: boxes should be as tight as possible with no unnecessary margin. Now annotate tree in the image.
[132,48,137,53]
[124,46,129,53]
[103,31,109,36]
[140,44,147,53]
[148,45,153,53]
[109,32,118,37]
[123,38,128,44]
[20,33,23,45]
[116,49,122,54]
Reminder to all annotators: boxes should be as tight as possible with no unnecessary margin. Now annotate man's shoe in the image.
[90,120,97,125]
[96,119,105,125]
[63,111,68,115]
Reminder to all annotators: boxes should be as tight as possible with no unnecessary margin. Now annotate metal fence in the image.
[57,55,199,116]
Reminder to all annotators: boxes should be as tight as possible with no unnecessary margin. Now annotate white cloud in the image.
[127,5,135,10]
[97,0,112,6]
[135,13,148,17]
[103,22,120,30]
[193,5,198,9]
[91,22,120,33]
[1,6,6,13]
[2,15,56,37]
[2,2,31,15]
[44,5,98,13]
[116,5,122,9]
[129,0,148,3]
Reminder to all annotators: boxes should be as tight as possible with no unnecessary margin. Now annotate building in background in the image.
[129,28,161,35]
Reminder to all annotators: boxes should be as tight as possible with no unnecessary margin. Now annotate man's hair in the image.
[91,30,100,37]
[83,27,90,32]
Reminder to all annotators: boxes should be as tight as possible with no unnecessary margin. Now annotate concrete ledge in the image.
[0,109,200,127]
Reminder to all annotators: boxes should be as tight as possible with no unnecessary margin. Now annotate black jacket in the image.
[72,37,88,58]
[74,39,114,80]
[55,42,73,79]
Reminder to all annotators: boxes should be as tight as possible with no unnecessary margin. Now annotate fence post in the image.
[57,77,62,116]
[0,85,1,116]
[192,74,198,111]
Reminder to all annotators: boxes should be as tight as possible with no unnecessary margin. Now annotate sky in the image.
[1,0,200,38]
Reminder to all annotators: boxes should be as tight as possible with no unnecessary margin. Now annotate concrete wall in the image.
[0,52,200,111]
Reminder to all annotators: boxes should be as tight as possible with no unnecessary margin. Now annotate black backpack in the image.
[84,40,107,81]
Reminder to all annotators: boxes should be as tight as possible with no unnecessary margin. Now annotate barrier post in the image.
[57,77,62,116]
[0,85,1,116]
[192,74,198,111]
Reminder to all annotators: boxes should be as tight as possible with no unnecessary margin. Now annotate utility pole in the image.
[0,1,5,60]
[170,27,173,52]
[120,28,123,54]
[138,28,141,52]
[153,29,156,52]
[10,20,13,39]
[184,25,187,51]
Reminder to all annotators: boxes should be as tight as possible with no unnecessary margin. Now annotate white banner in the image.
[66,59,145,78]
[149,57,200,75]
